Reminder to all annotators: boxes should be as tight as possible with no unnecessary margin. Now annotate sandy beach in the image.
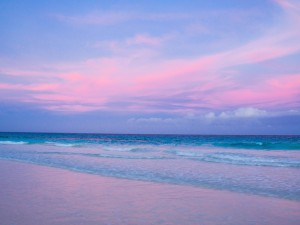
[1,0,300,223]
[0,160,299,225]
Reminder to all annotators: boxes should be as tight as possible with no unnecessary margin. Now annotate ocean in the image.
[0,132,299,201]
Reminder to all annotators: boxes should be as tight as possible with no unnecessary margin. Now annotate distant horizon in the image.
[1,131,300,136]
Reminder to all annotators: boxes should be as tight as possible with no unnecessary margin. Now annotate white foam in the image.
[45,142,78,147]
[0,141,28,145]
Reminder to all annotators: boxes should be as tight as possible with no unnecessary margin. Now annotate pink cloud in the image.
[212,74,300,109]
[1,41,298,113]
[1,0,299,114]
[0,83,58,91]
[268,74,300,89]
[0,83,18,89]
[44,104,104,112]
[133,55,220,90]
[30,84,60,91]
[274,0,300,11]
[60,73,83,82]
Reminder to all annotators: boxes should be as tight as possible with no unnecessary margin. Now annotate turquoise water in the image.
[1,132,300,150]
[0,132,300,200]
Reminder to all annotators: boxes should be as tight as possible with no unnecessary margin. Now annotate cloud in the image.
[274,0,300,11]
[1,0,299,114]
[0,83,59,91]
[221,107,267,118]
[204,107,267,120]
[204,112,216,120]
[213,74,300,109]
[205,0,300,68]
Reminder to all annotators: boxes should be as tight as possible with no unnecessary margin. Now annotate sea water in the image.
[0,132,299,200]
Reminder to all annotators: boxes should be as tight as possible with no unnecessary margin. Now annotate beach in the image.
[1,0,300,223]
[1,160,299,225]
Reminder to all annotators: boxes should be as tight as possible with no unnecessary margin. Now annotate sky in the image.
[0,0,300,134]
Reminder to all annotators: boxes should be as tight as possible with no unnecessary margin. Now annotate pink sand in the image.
[0,160,299,225]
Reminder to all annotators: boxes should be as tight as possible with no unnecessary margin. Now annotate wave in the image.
[44,142,81,147]
[0,154,299,201]
[215,141,300,150]
[0,143,299,201]
[1,133,300,151]
[36,151,169,160]
[103,146,153,153]
[170,151,300,168]
[0,141,28,145]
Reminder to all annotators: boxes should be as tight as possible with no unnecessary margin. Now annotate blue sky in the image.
[0,0,300,134]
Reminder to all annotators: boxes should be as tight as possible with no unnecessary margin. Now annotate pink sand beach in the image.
[0,160,299,225]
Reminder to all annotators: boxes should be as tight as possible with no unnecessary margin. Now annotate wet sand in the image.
[0,160,299,225]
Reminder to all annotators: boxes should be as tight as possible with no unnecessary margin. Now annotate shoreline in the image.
[1,159,299,225]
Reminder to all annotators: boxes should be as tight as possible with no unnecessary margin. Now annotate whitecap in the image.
[0,141,28,145]
[45,141,79,147]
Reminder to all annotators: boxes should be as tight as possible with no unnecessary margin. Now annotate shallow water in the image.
[2,161,299,225]
[0,133,300,200]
